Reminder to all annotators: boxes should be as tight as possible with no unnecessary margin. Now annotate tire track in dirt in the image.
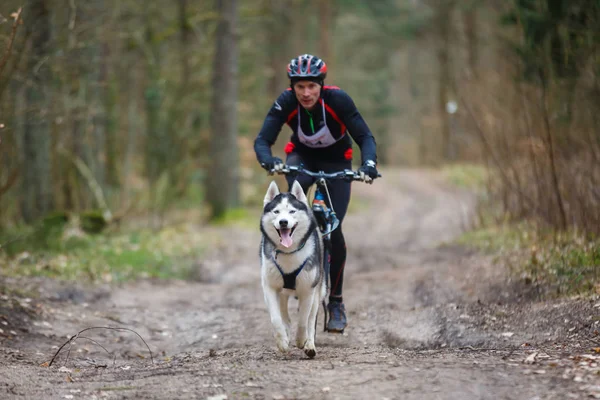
[341,168,483,350]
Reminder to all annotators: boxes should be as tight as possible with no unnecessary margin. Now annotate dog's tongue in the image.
[279,229,293,248]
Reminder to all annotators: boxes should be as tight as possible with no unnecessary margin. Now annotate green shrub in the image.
[80,210,107,234]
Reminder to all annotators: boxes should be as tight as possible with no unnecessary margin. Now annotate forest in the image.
[1,0,599,287]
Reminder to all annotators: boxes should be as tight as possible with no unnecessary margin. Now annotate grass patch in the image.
[522,231,600,297]
[457,220,600,298]
[455,221,534,253]
[169,180,205,210]
[211,207,258,228]
[0,223,207,283]
[440,163,489,190]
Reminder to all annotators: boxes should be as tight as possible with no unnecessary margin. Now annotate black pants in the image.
[285,152,351,300]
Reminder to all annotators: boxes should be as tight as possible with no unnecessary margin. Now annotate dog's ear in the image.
[264,181,280,206]
[290,180,308,205]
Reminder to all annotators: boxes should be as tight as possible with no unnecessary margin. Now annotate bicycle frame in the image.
[311,177,340,239]
[270,164,358,239]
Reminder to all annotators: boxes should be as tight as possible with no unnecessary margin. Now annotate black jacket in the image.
[254,86,377,165]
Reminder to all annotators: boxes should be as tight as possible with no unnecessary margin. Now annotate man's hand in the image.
[358,160,378,183]
[261,156,284,173]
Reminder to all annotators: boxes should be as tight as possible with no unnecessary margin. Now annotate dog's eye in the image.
[289,210,296,214]
[273,210,280,214]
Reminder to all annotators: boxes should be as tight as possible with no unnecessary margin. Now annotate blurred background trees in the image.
[0,0,598,235]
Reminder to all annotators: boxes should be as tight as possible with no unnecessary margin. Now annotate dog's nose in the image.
[279,219,288,228]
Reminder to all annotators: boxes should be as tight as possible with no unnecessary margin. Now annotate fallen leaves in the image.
[524,352,538,364]
[584,385,600,399]
[517,348,600,398]
[206,395,227,400]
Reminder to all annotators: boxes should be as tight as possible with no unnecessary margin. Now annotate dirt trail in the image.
[1,168,599,399]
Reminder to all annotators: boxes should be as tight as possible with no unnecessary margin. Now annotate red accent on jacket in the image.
[284,142,296,154]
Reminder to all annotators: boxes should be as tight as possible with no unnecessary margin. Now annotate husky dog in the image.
[260,180,327,358]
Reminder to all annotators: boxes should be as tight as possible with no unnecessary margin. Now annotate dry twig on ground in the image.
[48,326,154,367]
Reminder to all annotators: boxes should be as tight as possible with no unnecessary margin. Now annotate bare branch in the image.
[0,7,23,78]
[57,146,113,222]
[539,76,568,230]
[459,93,536,210]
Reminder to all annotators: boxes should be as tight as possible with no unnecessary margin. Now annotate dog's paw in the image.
[295,332,307,349]
[303,336,316,358]
[304,343,316,359]
[296,338,307,349]
[276,340,290,353]
[275,333,290,353]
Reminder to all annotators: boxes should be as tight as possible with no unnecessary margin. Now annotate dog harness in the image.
[272,243,309,290]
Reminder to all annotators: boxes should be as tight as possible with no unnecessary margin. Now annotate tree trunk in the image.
[0,80,21,225]
[104,43,120,190]
[267,0,292,99]
[291,0,310,56]
[20,0,54,223]
[72,88,86,211]
[318,0,333,61]
[206,0,239,219]
[143,9,164,186]
[89,28,108,194]
[179,0,191,90]
[122,65,140,211]
[435,1,454,162]
[104,2,121,190]
[161,0,192,194]
[463,5,478,77]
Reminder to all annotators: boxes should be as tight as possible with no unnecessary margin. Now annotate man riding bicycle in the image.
[254,53,379,333]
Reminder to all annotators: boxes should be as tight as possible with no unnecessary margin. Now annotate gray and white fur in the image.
[260,180,327,358]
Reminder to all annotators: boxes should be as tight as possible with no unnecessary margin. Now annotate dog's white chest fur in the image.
[261,241,317,293]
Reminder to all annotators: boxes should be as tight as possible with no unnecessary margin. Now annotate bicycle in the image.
[266,164,380,332]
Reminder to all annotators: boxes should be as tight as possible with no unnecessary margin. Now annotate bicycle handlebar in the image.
[263,164,382,182]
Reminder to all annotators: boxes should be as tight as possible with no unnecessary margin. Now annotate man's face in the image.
[293,80,321,110]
